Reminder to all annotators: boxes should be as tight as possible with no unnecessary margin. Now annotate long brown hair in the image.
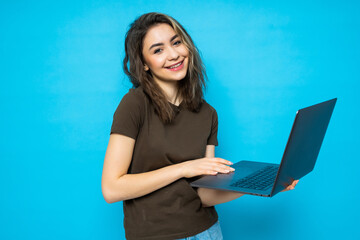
[123,12,207,124]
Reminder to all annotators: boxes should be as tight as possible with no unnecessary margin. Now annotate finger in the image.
[213,163,235,172]
[288,180,295,187]
[213,158,233,166]
[203,164,229,174]
[205,170,218,175]
[216,166,232,173]
[292,180,299,187]
[283,186,291,192]
[283,184,295,192]
[288,182,295,188]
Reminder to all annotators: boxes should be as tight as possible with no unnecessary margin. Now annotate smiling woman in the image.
[122,13,207,124]
[102,12,233,240]
[101,12,295,240]
[142,24,189,97]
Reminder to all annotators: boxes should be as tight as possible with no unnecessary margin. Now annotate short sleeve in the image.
[110,90,144,140]
[207,108,219,146]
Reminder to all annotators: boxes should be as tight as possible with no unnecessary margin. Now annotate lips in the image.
[165,60,184,71]
[165,60,184,69]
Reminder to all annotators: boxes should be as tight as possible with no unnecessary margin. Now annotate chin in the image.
[163,70,188,81]
[171,73,187,82]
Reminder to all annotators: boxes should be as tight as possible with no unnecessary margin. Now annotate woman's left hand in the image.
[281,179,299,192]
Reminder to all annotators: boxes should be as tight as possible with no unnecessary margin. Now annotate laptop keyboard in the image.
[230,165,278,190]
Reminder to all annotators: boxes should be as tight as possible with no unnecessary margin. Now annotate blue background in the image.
[1,1,359,239]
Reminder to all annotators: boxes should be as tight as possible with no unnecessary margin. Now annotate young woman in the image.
[101,12,298,240]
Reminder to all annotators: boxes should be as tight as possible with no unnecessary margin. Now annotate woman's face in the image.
[142,23,189,85]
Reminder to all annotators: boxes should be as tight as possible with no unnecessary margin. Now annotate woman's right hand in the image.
[179,157,235,178]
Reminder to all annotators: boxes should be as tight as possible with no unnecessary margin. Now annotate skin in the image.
[101,23,298,207]
[142,23,189,105]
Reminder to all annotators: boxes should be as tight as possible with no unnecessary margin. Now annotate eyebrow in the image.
[148,34,179,51]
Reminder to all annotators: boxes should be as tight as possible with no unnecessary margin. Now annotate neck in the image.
[154,78,182,105]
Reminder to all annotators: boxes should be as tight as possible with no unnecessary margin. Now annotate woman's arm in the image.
[196,145,245,207]
[101,134,184,203]
[102,136,234,204]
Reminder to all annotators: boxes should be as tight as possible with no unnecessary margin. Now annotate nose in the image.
[167,46,180,60]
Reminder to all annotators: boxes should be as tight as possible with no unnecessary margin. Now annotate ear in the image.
[144,64,149,71]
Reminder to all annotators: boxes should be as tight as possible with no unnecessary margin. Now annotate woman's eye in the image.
[174,40,181,45]
[154,49,162,54]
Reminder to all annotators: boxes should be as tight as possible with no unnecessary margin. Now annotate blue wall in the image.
[1,1,359,239]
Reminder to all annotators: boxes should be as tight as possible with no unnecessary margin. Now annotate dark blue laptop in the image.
[191,98,337,197]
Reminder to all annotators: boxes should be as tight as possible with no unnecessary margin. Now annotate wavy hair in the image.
[123,12,207,124]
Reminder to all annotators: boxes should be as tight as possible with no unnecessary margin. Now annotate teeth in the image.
[168,62,182,69]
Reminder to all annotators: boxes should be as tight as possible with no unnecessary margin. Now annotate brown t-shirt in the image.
[110,86,219,240]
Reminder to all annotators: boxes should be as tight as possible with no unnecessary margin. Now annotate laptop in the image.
[191,98,337,197]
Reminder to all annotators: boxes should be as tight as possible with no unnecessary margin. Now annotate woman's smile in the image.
[165,60,184,71]
[142,23,189,84]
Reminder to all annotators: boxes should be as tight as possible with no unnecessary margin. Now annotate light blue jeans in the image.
[176,221,223,240]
